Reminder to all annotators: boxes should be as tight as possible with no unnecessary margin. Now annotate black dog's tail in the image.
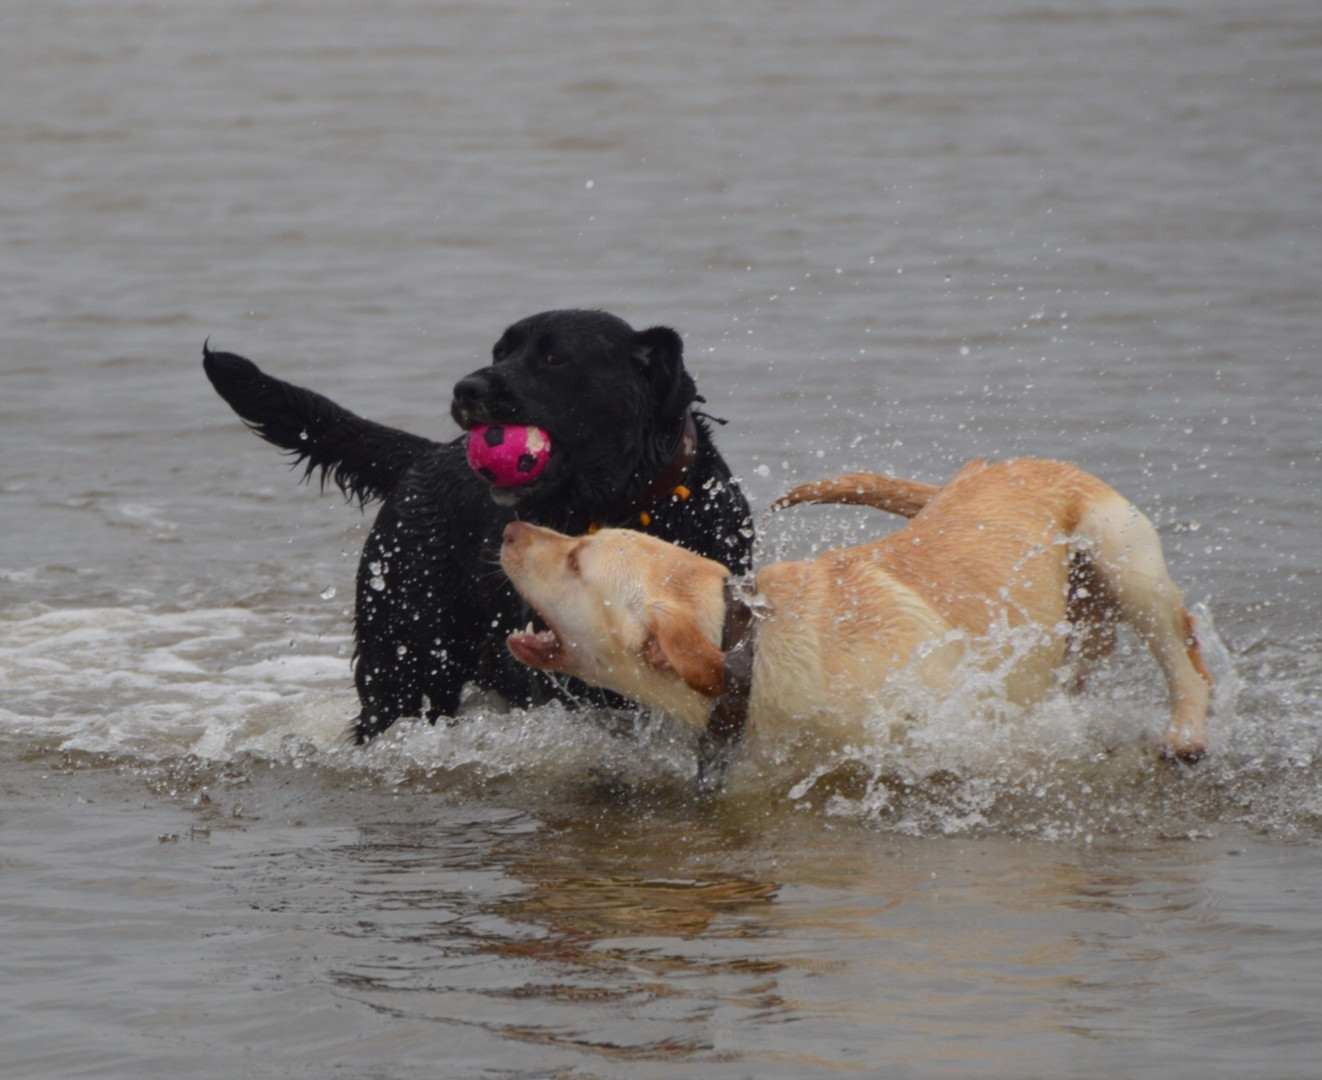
[202,342,438,505]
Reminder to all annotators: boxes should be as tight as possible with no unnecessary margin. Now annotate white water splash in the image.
[4,598,1319,840]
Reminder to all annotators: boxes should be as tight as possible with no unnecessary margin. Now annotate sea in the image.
[2,1,1320,1077]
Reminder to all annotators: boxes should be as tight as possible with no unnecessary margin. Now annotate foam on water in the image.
[0,604,349,759]
[2,599,1318,841]
[0,602,694,793]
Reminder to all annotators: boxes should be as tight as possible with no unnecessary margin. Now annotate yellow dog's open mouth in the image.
[507,623,562,669]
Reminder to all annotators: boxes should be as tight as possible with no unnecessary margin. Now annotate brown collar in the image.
[697,574,762,792]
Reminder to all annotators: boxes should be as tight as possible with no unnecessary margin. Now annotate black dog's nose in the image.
[451,369,496,426]
[452,371,489,408]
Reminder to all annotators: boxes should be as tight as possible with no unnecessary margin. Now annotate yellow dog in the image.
[500,458,1212,781]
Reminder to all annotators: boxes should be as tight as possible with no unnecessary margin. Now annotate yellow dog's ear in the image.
[641,604,725,698]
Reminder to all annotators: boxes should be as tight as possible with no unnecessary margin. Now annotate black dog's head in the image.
[451,309,700,512]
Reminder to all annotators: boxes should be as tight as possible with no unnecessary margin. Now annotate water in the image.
[3,1,1321,1076]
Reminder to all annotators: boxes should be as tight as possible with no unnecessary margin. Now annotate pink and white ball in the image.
[466,423,552,488]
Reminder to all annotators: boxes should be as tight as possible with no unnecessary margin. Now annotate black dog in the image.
[203,309,753,742]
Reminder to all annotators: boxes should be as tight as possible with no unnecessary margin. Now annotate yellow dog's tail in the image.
[771,471,943,519]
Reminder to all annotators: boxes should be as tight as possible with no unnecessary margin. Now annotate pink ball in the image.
[466,423,552,488]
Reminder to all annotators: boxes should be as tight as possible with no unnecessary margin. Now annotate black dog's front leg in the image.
[350,598,477,742]
[349,502,479,742]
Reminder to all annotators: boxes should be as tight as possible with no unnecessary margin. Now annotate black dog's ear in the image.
[633,325,698,419]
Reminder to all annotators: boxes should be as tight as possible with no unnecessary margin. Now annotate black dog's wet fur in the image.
[203,310,753,742]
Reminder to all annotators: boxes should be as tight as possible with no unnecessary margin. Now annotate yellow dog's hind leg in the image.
[1074,492,1212,762]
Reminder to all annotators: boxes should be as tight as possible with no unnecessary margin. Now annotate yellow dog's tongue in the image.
[507,625,562,669]
[466,424,552,487]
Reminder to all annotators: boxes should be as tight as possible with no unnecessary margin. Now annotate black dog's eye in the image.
[544,353,565,366]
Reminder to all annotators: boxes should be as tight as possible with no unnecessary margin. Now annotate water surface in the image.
[2,1,1321,1077]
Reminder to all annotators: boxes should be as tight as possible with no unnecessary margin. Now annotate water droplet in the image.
[319,585,337,600]
[370,576,386,592]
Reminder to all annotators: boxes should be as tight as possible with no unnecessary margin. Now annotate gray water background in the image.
[2,1,1321,1077]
